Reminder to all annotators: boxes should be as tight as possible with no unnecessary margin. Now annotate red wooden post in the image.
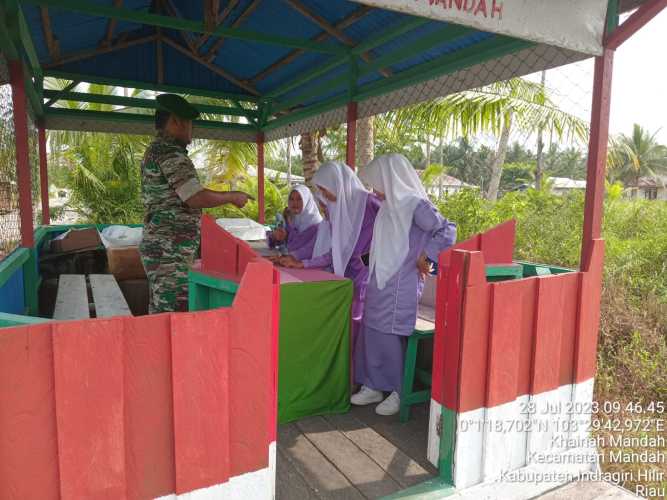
[38,123,50,225]
[580,49,614,271]
[346,101,357,170]
[257,132,265,224]
[9,60,35,248]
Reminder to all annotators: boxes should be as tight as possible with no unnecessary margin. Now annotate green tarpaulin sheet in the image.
[278,279,352,423]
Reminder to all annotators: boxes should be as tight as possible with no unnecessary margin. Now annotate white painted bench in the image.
[53,274,131,320]
[415,273,436,332]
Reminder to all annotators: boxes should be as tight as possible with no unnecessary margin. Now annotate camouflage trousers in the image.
[140,229,199,314]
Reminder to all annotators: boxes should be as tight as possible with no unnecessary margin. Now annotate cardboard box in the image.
[107,246,146,281]
[50,228,102,253]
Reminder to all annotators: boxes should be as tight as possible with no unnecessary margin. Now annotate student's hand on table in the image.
[279,255,304,269]
[417,252,432,279]
[272,227,287,242]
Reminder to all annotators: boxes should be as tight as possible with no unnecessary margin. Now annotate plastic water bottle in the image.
[274,213,288,255]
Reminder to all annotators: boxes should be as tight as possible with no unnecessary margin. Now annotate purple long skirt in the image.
[354,324,406,393]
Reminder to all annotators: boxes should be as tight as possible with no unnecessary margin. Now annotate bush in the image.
[436,188,667,302]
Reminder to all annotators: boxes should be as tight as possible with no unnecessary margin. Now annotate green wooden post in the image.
[23,246,40,316]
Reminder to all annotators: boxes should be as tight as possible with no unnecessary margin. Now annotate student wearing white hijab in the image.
[268,184,323,260]
[281,161,381,323]
[352,153,457,416]
[311,193,332,264]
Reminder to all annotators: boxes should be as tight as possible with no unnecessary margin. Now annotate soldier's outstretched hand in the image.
[229,191,254,208]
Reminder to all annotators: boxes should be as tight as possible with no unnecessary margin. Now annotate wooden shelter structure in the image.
[0,0,665,498]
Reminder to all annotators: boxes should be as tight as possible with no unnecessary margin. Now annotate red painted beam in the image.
[9,61,35,248]
[257,132,265,224]
[581,49,614,271]
[38,124,50,225]
[605,0,667,50]
[346,101,357,170]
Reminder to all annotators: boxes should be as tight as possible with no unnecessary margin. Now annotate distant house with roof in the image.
[247,166,305,185]
[420,173,478,198]
[549,177,587,196]
[625,175,667,201]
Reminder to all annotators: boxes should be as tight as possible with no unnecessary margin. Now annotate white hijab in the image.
[359,154,428,290]
[311,191,331,259]
[291,185,323,232]
[312,161,369,276]
[312,221,331,259]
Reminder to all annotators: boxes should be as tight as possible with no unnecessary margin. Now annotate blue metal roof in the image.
[17,1,514,99]
[1,0,571,138]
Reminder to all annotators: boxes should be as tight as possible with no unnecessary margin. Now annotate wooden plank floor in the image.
[277,402,437,500]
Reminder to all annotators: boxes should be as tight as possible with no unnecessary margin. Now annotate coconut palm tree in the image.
[389,77,589,201]
[607,124,667,187]
[300,132,319,186]
[356,116,374,169]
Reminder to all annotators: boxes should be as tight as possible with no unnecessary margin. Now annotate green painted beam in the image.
[351,16,430,55]
[43,89,258,118]
[15,1,42,78]
[44,80,79,107]
[44,107,256,131]
[23,0,346,54]
[380,478,456,500]
[358,25,473,78]
[348,57,358,100]
[23,246,40,315]
[438,407,457,484]
[0,312,50,327]
[0,3,19,59]
[23,64,44,116]
[606,0,620,34]
[44,69,259,104]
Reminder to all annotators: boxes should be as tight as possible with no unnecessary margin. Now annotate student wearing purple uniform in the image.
[268,185,322,260]
[352,154,457,416]
[281,161,380,325]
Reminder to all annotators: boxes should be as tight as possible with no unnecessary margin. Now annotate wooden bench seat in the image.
[53,275,90,320]
[53,274,131,321]
[89,274,132,318]
[415,304,435,331]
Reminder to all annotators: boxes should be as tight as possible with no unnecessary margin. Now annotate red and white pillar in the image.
[38,122,50,225]
[257,132,265,224]
[9,60,34,247]
[346,101,357,170]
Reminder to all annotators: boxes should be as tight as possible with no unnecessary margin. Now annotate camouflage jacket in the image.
[141,132,203,239]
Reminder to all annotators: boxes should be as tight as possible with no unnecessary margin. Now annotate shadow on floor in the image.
[277,402,437,500]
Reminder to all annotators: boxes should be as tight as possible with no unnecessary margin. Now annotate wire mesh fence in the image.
[28,103,41,229]
[0,83,42,260]
[267,43,596,204]
[0,83,21,260]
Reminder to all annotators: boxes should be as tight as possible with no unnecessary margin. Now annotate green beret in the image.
[156,93,200,120]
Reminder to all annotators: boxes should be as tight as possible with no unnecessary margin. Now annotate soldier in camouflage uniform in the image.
[140,94,251,313]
